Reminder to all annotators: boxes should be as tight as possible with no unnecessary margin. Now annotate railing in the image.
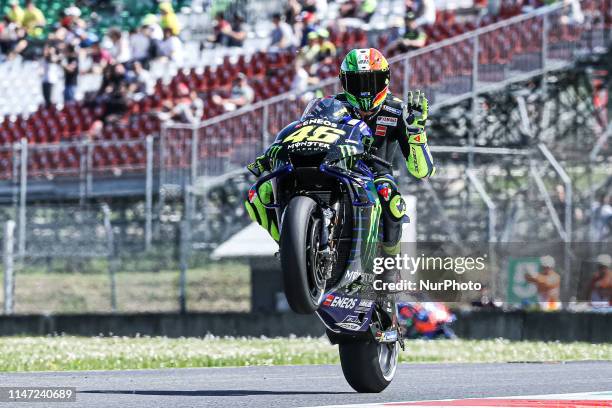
[6,137,155,194]
[162,0,610,188]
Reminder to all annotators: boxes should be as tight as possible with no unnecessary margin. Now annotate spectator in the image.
[385,13,427,55]
[211,11,230,44]
[88,41,112,74]
[22,0,46,38]
[142,14,163,41]
[60,5,80,29]
[6,0,24,26]
[104,27,130,63]
[61,6,96,48]
[291,59,319,102]
[127,60,154,97]
[270,12,296,50]
[316,28,336,60]
[62,44,79,103]
[284,0,302,26]
[211,73,254,112]
[524,255,561,311]
[0,16,27,59]
[159,82,203,124]
[297,11,317,47]
[159,27,184,65]
[104,80,129,119]
[588,254,611,308]
[41,42,60,106]
[300,31,321,64]
[300,28,336,65]
[339,0,377,22]
[590,193,612,241]
[211,11,246,48]
[129,26,152,66]
[405,0,436,27]
[159,1,181,36]
[227,12,247,47]
[105,63,127,92]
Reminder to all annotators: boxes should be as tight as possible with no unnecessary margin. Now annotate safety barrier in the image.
[1,310,610,342]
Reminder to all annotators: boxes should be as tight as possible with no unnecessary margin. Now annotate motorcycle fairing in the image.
[260,120,383,334]
[316,292,376,334]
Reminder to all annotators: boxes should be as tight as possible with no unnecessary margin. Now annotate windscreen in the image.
[300,97,352,123]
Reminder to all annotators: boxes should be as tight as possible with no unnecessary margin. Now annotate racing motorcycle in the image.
[248,98,402,393]
[397,301,457,339]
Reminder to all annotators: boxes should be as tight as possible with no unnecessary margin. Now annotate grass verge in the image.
[1,262,250,314]
[0,337,610,372]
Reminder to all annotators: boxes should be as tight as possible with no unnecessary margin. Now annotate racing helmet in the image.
[339,48,390,113]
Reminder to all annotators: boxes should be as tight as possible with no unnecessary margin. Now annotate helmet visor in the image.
[341,70,389,100]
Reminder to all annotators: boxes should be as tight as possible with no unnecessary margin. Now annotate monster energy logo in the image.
[338,145,358,157]
[266,145,283,169]
[268,145,282,158]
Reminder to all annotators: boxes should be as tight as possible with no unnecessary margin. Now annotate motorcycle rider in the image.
[245,48,435,255]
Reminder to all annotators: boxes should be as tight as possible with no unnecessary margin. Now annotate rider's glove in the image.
[247,154,268,177]
[403,91,435,179]
[403,90,428,140]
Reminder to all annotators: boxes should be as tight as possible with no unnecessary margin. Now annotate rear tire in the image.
[280,196,325,314]
[339,340,398,393]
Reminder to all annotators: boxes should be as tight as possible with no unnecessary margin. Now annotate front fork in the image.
[318,202,340,280]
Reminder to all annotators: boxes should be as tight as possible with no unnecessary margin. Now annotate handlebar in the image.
[362,153,392,169]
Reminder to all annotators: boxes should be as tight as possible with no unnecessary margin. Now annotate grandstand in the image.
[0,0,593,182]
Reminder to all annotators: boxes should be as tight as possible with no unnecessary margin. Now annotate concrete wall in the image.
[0,310,610,342]
[453,310,612,343]
[0,312,325,338]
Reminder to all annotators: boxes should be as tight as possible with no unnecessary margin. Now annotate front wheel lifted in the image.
[280,195,326,314]
[339,340,398,393]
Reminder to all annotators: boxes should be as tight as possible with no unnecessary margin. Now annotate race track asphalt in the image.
[0,361,611,408]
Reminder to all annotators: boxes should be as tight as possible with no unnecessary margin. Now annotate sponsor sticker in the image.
[326,295,357,309]
[375,125,387,136]
[335,315,364,331]
[300,118,338,127]
[383,105,402,115]
[376,116,398,126]
[358,299,374,308]
[355,299,374,313]
[345,271,376,284]
[375,329,398,342]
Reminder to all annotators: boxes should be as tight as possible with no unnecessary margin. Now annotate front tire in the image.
[339,340,398,393]
[280,196,325,314]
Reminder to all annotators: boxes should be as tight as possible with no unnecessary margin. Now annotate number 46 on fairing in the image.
[283,125,345,144]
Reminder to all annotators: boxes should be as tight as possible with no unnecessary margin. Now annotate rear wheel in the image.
[280,196,326,314]
[339,340,398,393]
